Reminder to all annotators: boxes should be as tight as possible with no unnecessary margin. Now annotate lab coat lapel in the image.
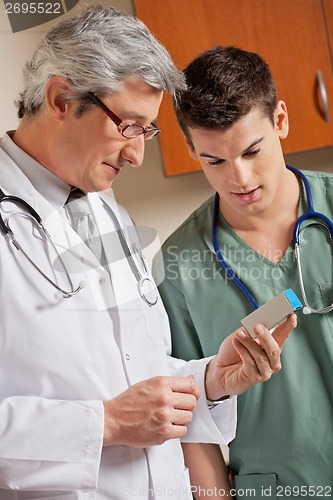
[87,191,140,307]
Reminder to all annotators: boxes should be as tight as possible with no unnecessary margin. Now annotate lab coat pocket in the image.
[180,467,193,500]
[142,300,166,347]
[233,473,277,500]
[28,492,95,500]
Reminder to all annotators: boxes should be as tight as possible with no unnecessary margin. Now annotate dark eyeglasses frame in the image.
[86,92,160,141]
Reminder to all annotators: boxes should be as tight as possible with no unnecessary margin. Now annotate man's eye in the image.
[207,159,224,167]
[243,148,260,157]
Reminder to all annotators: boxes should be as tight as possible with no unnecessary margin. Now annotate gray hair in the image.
[16,4,185,118]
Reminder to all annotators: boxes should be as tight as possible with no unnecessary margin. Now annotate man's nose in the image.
[120,136,145,168]
[230,160,252,187]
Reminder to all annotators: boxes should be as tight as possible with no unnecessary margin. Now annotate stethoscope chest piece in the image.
[138,276,158,306]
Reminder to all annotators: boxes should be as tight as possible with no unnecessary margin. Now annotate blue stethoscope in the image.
[212,165,333,315]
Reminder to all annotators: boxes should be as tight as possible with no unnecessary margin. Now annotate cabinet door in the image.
[323,0,333,56]
[134,0,333,176]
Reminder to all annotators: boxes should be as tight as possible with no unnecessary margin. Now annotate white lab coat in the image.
[0,143,236,499]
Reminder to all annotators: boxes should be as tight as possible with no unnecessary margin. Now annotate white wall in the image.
[1,0,332,257]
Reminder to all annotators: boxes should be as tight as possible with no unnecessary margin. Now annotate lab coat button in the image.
[125,353,130,361]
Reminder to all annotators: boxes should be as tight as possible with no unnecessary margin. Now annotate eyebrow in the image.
[120,111,157,124]
[199,137,264,160]
[243,137,264,153]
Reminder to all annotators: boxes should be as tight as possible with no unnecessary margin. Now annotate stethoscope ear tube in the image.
[54,281,86,301]
[2,209,84,301]
[0,189,42,222]
[0,189,43,236]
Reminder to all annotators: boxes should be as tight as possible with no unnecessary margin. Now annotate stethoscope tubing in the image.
[2,211,85,299]
[212,196,259,309]
[0,189,42,235]
[0,191,158,305]
[102,200,158,306]
[287,165,333,244]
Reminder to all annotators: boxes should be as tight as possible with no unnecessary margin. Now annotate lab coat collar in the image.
[1,132,71,209]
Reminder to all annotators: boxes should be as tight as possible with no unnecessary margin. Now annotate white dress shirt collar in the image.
[1,131,71,208]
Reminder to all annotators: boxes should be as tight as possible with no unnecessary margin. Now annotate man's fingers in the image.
[234,328,281,372]
[172,408,194,426]
[103,375,200,447]
[210,315,297,399]
[232,336,277,381]
[271,313,297,348]
[173,392,198,411]
[236,313,297,370]
[168,375,201,400]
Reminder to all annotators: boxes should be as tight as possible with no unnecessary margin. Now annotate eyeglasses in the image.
[86,92,160,141]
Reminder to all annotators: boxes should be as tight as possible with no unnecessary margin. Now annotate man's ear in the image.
[274,100,289,140]
[183,133,198,161]
[45,77,72,121]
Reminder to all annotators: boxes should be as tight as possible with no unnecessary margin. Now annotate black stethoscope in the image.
[0,189,158,305]
[0,188,86,300]
[212,165,333,315]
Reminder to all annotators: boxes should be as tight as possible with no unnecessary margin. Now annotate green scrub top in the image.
[155,170,333,499]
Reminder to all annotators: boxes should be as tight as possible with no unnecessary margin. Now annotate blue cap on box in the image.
[284,289,303,311]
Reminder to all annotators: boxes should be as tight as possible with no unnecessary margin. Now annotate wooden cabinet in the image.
[324,0,333,55]
[134,0,333,176]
